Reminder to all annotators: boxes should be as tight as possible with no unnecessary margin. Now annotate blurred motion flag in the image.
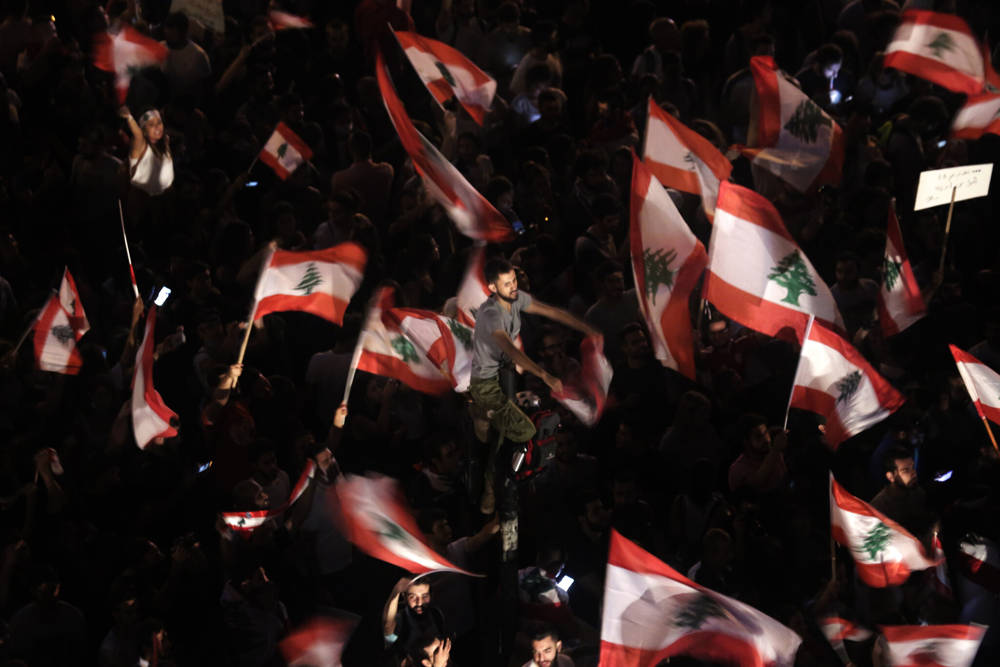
[131,306,178,449]
[93,25,168,103]
[33,268,89,375]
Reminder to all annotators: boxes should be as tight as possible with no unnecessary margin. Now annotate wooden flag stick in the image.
[936,186,957,282]
[118,199,140,298]
[783,314,816,429]
[982,416,999,453]
[10,316,35,357]
[235,243,276,367]
[342,292,382,405]
[235,303,257,366]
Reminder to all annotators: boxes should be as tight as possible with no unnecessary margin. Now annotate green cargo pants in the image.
[468,376,537,445]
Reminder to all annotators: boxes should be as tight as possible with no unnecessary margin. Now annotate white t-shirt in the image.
[129,145,174,195]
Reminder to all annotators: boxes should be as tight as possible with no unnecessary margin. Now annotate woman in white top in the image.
[120,107,174,196]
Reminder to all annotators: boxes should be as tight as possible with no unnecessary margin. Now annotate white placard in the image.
[170,0,225,34]
[914,163,993,211]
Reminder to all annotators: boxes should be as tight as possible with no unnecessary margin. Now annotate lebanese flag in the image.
[878,205,925,337]
[268,10,313,30]
[951,92,1000,140]
[280,616,358,667]
[630,153,707,379]
[958,534,1000,593]
[252,242,366,325]
[553,336,612,426]
[600,530,801,667]
[642,98,732,220]
[884,10,985,96]
[820,615,873,665]
[881,625,985,667]
[383,306,474,393]
[356,289,456,395]
[335,473,479,575]
[131,307,178,449]
[33,268,90,375]
[741,55,844,193]
[790,320,905,448]
[949,345,1000,425]
[705,181,844,342]
[376,50,513,242]
[259,122,313,180]
[92,25,168,103]
[829,474,937,587]
[455,245,491,328]
[221,460,316,532]
[932,532,953,598]
[395,31,496,125]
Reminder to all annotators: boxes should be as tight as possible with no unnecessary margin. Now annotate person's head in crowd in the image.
[575,149,610,189]
[139,108,167,153]
[404,579,432,616]
[539,325,569,371]
[401,630,449,667]
[749,33,775,59]
[830,30,860,72]
[612,467,641,509]
[77,124,109,159]
[306,435,336,480]
[576,489,611,536]
[738,413,771,456]
[834,251,862,290]
[674,390,712,430]
[163,11,190,48]
[456,131,482,164]
[529,624,564,667]
[423,435,460,477]
[905,95,949,141]
[701,528,734,572]
[418,508,453,549]
[29,564,61,607]
[535,541,567,578]
[348,130,374,164]
[529,21,557,59]
[523,63,552,98]
[250,438,282,484]
[649,16,681,54]
[485,257,518,302]
[814,43,844,84]
[590,193,621,233]
[593,260,625,301]
[690,119,726,151]
[591,53,624,93]
[883,445,918,488]
[232,478,269,510]
[349,212,381,258]
[619,322,652,367]
[537,88,564,123]
[486,175,516,210]
[680,19,711,65]
[249,64,275,101]
[270,200,298,246]
[496,1,521,33]
[328,188,361,225]
[278,92,305,127]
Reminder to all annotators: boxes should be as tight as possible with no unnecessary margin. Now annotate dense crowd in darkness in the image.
[2,0,1000,665]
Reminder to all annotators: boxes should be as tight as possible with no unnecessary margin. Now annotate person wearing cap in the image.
[120,105,174,196]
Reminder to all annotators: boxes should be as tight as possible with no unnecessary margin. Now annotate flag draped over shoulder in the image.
[642,98,732,220]
[881,625,985,667]
[741,55,844,193]
[829,474,937,587]
[395,30,496,125]
[599,531,801,667]
[790,321,905,448]
[630,153,707,379]
[884,10,985,96]
[375,50,514,243]
[335,473,479,575]
[252,242,367,325]
[705,181,844,342]
[34,268,89,375]
[949,345,1000,425]
[131,306,178,449]
[552,336,612,426]
[260,122,313,180]
[878,205,925,337]
[92,25,168,103]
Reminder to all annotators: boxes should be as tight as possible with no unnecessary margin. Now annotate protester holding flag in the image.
[120,106,173,196]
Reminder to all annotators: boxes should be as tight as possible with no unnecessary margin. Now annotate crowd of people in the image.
[0,0,999,665]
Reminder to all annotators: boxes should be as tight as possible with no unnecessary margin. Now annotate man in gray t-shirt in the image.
[470,258,599,512]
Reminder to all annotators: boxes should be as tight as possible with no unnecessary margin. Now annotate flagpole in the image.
[981,416,999,453]
[935,186,957,285]
[118,199,140,298]
[9,315,36,357]
[783,314,815,429]
[235,243,276,367]
[342,292,382,405]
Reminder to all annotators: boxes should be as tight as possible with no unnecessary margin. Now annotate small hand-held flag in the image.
[259,122,313,180]
[884,10,986,96]
[131,306,179,449]
[881,624,985,667]
[949,344,1000,451]
[33,268,90,375]
[93,25,168,103]
[878,203,925,336]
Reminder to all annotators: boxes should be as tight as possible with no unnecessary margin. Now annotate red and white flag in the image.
[252,242,367,325]
[705,181,844,342]
[958,534,1000,594]
[949,345,1000,425]
[33,268,90,375]
[932,532,953,598]
[335,473,479,575]
[259,122,313,180]
[132,307,178,449]
[280,615,359,667]
[395,31,496,125]
[740,55,844,193]
[790,320,905,448]
[268,10,313,30]
[951,92,1000,140]
[820,615,873,665]
[643,99,732,220]
[829,474,937,587]
[93,25,168,103]
[879,205,925,337]
[884,10,985,96]
[455,245,490,328]
[357,289,470,395]
[630,154,706,379]
[221,460,316,532]
[881,624,985,667]
[599,530,801,667]
[553,336,612,426]
[376,51,513,243]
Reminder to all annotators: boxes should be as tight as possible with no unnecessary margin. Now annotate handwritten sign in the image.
[914,163,993,211]
[170,0,224,34]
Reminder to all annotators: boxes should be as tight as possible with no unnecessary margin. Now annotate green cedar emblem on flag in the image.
[277,142,289,159]
[294,263,323,295]
[434,61,457,87]
[835,370,862,404]
[882,255,902,291]
[447,319,472,349]
[675,593,726,630]
[856,521,892,561]
[391,336,420,363]
[375,515,410,544]
[768,250,818,306]
[784,99,832,143]
[926,32,956,59]
[643,247,678,305]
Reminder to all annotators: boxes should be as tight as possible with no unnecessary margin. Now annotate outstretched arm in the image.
[492,330,562,394]
[524,299,600,338]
